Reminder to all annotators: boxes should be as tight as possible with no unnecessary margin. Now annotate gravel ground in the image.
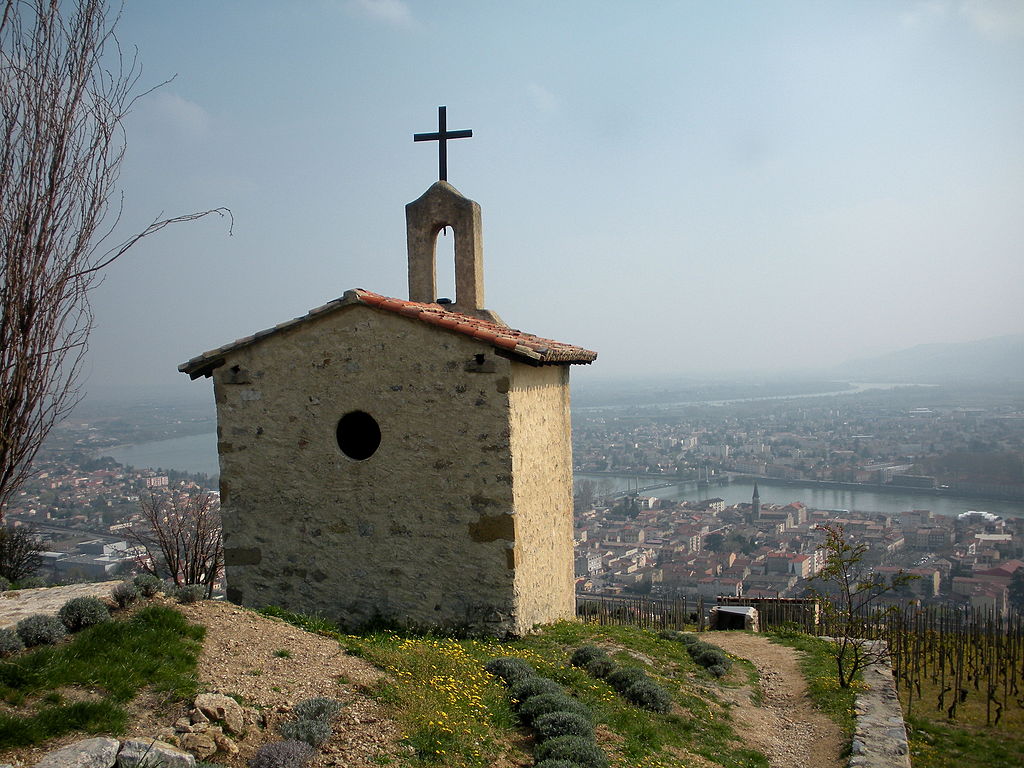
[175,599,406,767]
[700,631,844,768]
[0,590,406,768]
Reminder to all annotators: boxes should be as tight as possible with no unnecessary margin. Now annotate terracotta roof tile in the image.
[179,288,596,378]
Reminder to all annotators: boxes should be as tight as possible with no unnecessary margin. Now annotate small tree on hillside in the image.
[0,525,43,582]
[128,491,223,598]
[809,523,916,688]
[1009,569,1024,613]
[574,479,596,513]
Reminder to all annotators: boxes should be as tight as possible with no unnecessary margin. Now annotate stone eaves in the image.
[178,288,597,379]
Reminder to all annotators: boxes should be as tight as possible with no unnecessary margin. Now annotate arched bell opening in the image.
[432,223,457,304]
[406,181,484,313]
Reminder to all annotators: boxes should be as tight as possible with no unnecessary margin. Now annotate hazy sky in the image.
[84,0,1024,398]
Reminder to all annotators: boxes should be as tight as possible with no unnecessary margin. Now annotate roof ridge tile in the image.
[180,287,595,378]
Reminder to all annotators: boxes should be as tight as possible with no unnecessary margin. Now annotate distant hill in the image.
[834,334,1024,383]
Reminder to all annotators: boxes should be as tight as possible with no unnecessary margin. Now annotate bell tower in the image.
[407,107,502,323]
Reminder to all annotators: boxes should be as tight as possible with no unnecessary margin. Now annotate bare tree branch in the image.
[0,0,230,518]
[128,490,223,598]
[0,523,43,582]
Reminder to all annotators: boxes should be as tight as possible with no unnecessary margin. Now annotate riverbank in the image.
[578,470,1024,504]
[96,432,1023,518]
[735,474,1024,503]
[100,433,219,479]
[576,473,1024,519]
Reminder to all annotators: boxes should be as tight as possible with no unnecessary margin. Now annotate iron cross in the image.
[413,106,472,182]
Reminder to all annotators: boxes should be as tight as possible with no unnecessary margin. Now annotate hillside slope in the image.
[0,590,857,768]
[834,334,1024,382]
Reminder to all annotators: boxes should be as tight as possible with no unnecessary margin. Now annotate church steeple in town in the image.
[752,481,761,518]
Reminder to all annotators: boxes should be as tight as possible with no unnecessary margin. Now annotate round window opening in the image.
[336,410,381,460]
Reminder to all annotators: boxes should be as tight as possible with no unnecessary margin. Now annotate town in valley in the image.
[5,378,1022,617]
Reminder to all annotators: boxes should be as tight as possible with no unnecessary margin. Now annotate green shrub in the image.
[111,581,140,609]
[0,577,10,592]
[695,647,730,669]
[535,734,608,768]
[624,679,673,713]
[280,718,332,747]
[532,710,594,742]
[248,740,314,768]
[678,633,700,646]
[15,614,66,646]
[133,573,163,598]
[584,656,615,680]
[0,627,24,656]
[708,664,728,678]
[175,584,206,604]
[508,676,562,706]
[484,657,534,685]
[518,693,592,726]
[58,597,110,632]
[14,577,46,589]
[570,644,608,668]
[658,629,682,641]
[534,761,579,768]
[771,621,805,638]
[606,666,648,692]
[685,640,735,677]
[293,697,342,722]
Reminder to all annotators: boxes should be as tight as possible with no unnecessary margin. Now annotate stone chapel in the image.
[180,114,596,636]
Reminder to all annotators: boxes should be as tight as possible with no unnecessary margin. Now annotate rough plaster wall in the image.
[213,305,519,632]
[507,364,575,634]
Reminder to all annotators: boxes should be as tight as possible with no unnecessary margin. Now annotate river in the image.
[103,433,220,478]
[575,381,927,411]
[574,474,1024,520]
[101,432,1024,520]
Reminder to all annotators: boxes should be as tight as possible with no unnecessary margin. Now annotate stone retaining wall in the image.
[847,642,911,768]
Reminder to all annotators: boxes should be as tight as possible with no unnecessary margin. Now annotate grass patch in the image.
[0,700,128,747]
[899,662,1024,732]
[528,624,767,768]
[764,630,858,739]
[265,607,768,768]
[899,673,1024,768]
[346,632,517,764]
[0,604,204,749]
[905,714,1024,768]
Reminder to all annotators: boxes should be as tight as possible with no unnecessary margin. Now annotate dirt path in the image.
[701,632,844,768]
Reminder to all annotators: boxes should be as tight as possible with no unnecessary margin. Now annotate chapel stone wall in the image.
[214,304,522,633]
[507,364,575,633]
